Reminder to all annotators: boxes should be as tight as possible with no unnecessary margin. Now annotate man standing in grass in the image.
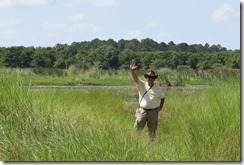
[130,59,165,141]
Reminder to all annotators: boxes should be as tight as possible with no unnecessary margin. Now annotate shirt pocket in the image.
[148,90,156,98]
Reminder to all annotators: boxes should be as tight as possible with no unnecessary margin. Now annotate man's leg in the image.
[134,108,147,133]
[147,110,158,140]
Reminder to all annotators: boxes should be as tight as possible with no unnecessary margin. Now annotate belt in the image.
[140,107,157,111]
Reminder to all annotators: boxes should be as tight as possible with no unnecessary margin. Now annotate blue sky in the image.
[0,0,241,50]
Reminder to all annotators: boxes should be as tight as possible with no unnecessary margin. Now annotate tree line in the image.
[0,38,240,70]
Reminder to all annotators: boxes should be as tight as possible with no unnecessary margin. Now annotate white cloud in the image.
[146,22,157,28]
[0,29,16,35]
[71,13,85,22]
[152,31,172,43]
[15,0,49,6]
[158,32,171,38]
[212,3,233,24]
[44,23,70,32]
[0,0,13,8]
[125,30,144,40]
[93,0,116,7]
[44,22,99,33]
[75,23,99,32]
[62,0,117,8]
[0,17,22,27]
[64,2,76,8]
[0,0,49,8]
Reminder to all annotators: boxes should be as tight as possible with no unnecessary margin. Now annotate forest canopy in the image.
[0,38,240,70]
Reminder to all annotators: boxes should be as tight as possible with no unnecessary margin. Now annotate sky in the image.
[0,0,241,50]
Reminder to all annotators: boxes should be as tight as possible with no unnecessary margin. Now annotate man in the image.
[130,59,165,140]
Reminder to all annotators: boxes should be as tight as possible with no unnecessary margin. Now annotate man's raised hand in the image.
[130,60,138,70]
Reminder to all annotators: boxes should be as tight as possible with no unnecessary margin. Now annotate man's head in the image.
[144,70,158,84]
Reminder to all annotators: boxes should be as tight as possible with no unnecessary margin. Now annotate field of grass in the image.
[0,68,240,161]
[0,67,240,86]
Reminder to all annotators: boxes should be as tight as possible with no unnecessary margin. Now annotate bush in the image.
[31,68,64,76]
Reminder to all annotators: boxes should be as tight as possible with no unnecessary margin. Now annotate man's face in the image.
[147,76,156,83]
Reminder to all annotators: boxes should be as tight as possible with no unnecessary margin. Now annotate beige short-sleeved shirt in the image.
[137,78,165,109]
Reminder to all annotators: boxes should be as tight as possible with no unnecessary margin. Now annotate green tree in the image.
[158,42,168,51]
[176,42,189,52]
[118,39,126,52]
[148,51,175,69]
[0,47,6,67]
[30,47,55,68]
[187,53,199,69]
[173,52,189,67]
[139,38,158,51]
[53,56,66,68]
[118,49,136,69]
[140,51,157,70]
[3,46,24,67]
[0,38,240,71]
[225,50,240,69]
[125,39,140,52]
[106,38,118,49]
[197,53,212,70]
[149,57,165,70]
[191,44,206,53]
[168,41,176,51]
[19,47,35,67]
[88,38,106,50]
[95,45,119,69]
[53,43,69,68]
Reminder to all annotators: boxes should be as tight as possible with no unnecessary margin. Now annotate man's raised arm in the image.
[130,60,139,85]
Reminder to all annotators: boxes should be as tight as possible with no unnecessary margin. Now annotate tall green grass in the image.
[161,79,240,161]
[0,67,134,86]
[0,71,240,161]
[0,67,240,86]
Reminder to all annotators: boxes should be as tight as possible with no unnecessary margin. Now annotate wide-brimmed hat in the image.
[144,70,158,79]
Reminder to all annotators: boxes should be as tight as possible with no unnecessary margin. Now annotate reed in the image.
[0,70,240,161]
[0,67,240,86]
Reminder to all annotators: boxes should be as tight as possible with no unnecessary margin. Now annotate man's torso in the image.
[138,79,164,109]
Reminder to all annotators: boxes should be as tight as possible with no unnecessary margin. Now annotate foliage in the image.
[0,38,240,70]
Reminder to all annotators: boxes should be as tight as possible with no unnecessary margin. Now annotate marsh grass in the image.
[0,67,240,86]
[0,70,240,161]
[160,79,240,161]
